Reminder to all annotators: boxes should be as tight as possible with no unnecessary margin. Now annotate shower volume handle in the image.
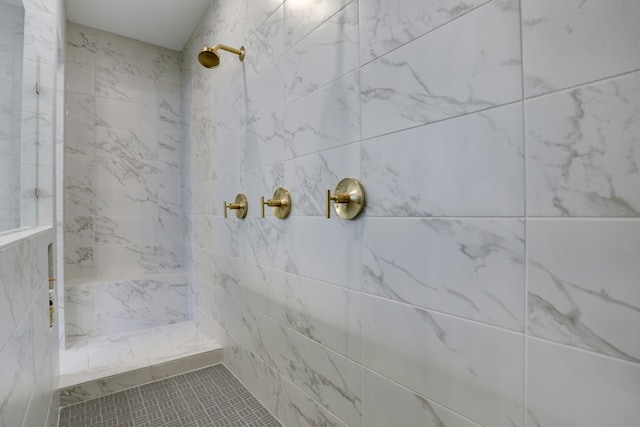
[224,194,248,219]
[326,178,366,220]
[261,188,292,219]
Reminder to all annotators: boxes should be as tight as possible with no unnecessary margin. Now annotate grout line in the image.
[518,0,530,425]
[523,67,640,102]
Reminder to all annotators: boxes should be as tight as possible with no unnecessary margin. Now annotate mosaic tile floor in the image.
[58,364,281,427]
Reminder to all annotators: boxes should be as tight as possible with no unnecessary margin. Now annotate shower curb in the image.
[59,349,223,407]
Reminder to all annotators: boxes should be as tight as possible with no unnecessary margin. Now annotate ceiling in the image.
[64,0,212,51]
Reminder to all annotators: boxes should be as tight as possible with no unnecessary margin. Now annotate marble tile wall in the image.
[65,274,188,342]
[64,22,183,282]
[62,23,185,347]
[0,227,59,427]
[178,0,640,426]
[0,0,62,425]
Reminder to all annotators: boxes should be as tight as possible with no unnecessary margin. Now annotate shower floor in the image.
[58,364,281,427]
[59,322,222,406]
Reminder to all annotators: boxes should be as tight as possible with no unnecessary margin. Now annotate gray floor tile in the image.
[59,365,281,427]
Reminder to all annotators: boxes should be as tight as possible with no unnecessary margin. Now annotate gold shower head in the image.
[198,44,246,68]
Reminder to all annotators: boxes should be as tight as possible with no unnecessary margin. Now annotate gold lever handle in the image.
[261,188,292,219]
[224,194,248,219]
[326,178,366,220]
[326,190,351,218]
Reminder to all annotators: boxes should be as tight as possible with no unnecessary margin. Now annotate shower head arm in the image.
[212,44,246,61]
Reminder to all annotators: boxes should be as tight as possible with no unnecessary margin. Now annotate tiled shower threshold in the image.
[59,322,223,407]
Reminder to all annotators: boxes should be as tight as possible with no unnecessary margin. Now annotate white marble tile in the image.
[94,216,156,245]
[65,91,95,126]
[360,0,522,139]
[64,283,96,341]
[522,0,640,97]
[64,185,93,217]
[64,153,93,187]
[93,245,158,276]
[363,295,524,427]
[95,66,158,104]
[364,218,525,330]
[527,72,640,216]
[244,263,362,362]
[282,1,359,103]
[63,246,96,280]
[96,37,159,81]
[527,338,640,427]
[0,244,18,350]
[65,62,95,96]
[363,369,479,427]
[242,308,363,426]
[64,216,93,247]
[359,0,490,63]
[0,313,35,427]
[283,72,360,158]
[66,23,97,66]
[23,8,54,65]
[64,122,94,156]
[86,334,136,369]
[241,61,285,126]
[284,0,352,48]
[158,81,181,136]
[95,97,158,134]
[362,103,524,216]
[244,5,284,82]
[528,220,640,363]
[92,187,157,216]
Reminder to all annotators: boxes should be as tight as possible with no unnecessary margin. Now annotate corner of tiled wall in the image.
[172,0,640,426]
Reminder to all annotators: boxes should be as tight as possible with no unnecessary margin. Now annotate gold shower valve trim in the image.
[261,188,292,219]
[327,178,366,220]
[224,194,248,219]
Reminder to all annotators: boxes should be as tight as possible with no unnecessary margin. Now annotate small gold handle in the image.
[326,190,351,218]
[49,278,57,282]
[224,194,248,219]
[327,178,366,220]
[262,188,292,219]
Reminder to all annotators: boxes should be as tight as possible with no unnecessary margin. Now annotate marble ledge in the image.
[0,226,52,250]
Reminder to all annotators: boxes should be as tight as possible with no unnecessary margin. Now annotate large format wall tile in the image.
[284,0,352,48]
[363,295,524,427]
[522,0,640,97]
[528,220,640,363]
[282,1,359,103]
[363,369,478,427]
[242,261,362,362]
[527,72,640,216]
[363,218,525,330]
[362,104,524,216]
[360,0,521,139]
[359,0,489,63]
[283,72,360,159]
[527,338,640,427]
[242,308,363,426]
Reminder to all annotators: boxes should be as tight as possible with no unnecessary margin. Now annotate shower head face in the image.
[198,47,220,68]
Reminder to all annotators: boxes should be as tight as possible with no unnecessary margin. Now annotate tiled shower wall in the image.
[0,0,62,424]
[0,228,59,427]
[64,22,183,280]
[180,0,640,426]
